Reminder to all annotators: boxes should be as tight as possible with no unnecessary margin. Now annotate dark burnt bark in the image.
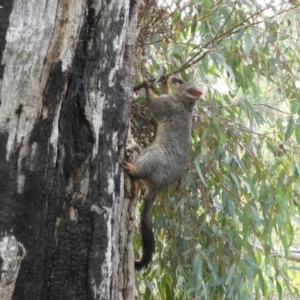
[0,1,138,299]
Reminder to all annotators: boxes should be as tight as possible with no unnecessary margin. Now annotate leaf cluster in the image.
[132,0,300,299]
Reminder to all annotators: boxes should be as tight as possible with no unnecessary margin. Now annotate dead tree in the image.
[0,1,139,299]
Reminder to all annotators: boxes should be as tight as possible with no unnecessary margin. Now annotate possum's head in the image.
[169,77,203,111]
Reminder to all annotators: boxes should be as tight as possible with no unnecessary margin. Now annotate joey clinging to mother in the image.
[124,76,203,270]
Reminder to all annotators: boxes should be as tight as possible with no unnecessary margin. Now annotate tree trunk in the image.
[0,1,138,299]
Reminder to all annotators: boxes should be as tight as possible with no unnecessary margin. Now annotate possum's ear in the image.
[160,76,170,94]
[184,87,203,99]
[168,76,185,94]
[169,76,184,85]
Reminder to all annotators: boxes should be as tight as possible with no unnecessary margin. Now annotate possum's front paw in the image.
[143,79,150,90]
[123,161,138,177]
[125,144,141,165]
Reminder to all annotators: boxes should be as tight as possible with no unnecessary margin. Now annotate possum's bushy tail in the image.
[135,190,157,270]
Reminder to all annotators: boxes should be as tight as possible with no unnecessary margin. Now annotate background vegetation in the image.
[131,0,300,299]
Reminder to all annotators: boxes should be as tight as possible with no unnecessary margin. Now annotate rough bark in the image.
[0,0,138,299]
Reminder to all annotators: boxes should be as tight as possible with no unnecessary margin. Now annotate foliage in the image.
[132,0,300,299]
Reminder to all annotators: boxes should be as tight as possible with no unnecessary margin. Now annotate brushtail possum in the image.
[125,77,203,270]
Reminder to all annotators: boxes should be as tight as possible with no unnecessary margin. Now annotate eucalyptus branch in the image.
[175,1,300,74]
[133,2,300,92]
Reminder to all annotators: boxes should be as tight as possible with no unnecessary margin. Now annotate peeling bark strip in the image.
[0,0,138,299]
[0,236,26,300]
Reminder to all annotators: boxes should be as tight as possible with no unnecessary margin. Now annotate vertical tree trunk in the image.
[0,1,138,299]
